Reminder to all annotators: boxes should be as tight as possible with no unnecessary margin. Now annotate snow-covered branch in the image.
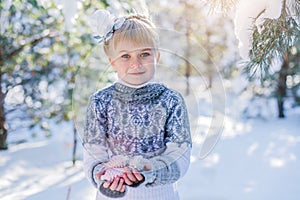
[234,0,283,60]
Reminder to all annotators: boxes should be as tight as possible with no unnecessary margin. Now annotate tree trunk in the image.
[72,121,77,166]
[0,68,8,150]
[206,29,213,89]
[276,54,289,118]
[185,59,191,96]
[184,1,191,96]
[184,34,191,95]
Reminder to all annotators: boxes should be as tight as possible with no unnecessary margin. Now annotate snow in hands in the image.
[99,155,150,182]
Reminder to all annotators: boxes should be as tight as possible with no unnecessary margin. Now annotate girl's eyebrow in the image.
[141,48,152,51]
[118,48,153,54]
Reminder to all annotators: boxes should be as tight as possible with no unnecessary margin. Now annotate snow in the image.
[182,109,300,200]
[1,84,300,200]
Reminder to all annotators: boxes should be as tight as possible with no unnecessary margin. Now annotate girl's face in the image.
[109,40,160,86]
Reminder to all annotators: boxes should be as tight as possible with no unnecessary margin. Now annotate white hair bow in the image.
[89,10,125,44]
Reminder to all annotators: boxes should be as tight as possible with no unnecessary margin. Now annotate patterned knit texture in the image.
[83,83,191,198]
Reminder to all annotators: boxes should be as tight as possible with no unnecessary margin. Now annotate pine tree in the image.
[208,0,300,118]
[245,0,299,118]
[0,0,67,149]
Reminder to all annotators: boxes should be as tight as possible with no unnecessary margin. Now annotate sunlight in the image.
[0,161,27,191]
[192,116,211,145]
[264,132,300,169]
[39,0,51,8]
[58,162,86,187]
[5,85,24,105]
[278,134,300,145]
[221,116,252,139]
[9,141,48,153]
[190,155,197,163]
[270,158,285,168]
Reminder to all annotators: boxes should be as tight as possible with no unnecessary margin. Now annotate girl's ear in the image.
[109,58,117,71]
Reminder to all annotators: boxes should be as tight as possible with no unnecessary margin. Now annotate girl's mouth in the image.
[129,72,145,75]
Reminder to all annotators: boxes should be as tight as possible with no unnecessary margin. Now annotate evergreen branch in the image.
[246,0,299,80]
[254,9,266,21]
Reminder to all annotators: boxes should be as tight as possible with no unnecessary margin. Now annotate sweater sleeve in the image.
[82,95,126,198]
[140,92,192,187]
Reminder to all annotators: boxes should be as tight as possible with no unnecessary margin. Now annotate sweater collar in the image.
[116,78,154,89]
[113,82,166,102]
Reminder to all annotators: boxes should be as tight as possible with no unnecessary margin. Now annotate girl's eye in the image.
[141,52,150,57]
[121,54,130,59]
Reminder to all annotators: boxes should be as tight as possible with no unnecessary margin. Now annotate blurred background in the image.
[0,0,299,199]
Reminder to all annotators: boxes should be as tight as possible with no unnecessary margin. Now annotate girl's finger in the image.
[116,178,124,191]
[120,185,126,193]
[124,167,137,182]
[132,169,144,181]
[103,181,110,188]
[122,173,133,185]
[96,170,106,179]
[109,176,120,191]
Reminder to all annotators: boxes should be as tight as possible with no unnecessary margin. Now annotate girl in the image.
[83,10,192,200]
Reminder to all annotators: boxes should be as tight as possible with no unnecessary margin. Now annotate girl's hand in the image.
[103,176,126,192]
[122,167,143,186]
[122,164,151,186]
[96,170,105,179]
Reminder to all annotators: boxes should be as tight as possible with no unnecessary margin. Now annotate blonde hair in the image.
[103,15,159,56]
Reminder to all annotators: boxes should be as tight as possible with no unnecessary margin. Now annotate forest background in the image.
[0,0,299,199]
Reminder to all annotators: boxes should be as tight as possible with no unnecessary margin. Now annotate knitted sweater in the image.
[83,82,192,200]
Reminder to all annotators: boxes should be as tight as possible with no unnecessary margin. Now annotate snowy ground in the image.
[1,87,300,200]
[180,108,300,200]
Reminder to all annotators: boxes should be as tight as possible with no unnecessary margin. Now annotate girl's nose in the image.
[130,56,141,68]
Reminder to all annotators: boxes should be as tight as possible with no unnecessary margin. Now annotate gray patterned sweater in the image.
[83,82,192,199]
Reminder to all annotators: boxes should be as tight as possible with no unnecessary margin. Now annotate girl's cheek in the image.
[121,60,129,65]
